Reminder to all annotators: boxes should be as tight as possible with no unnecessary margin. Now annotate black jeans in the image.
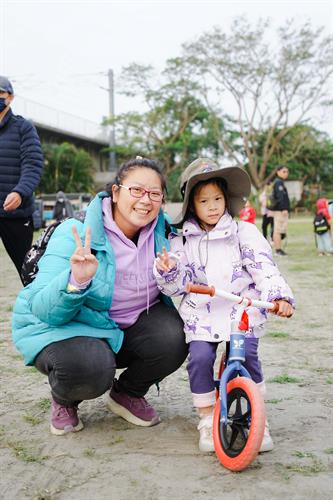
[34,302,187,406]
[262,214,274,240]
[0,216,33,282]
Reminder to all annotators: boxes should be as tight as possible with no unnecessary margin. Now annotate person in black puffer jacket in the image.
[0,76,44,282]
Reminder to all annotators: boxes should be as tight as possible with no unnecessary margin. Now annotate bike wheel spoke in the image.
[228,425,240,449]
[237,424,248,442]
[235,394,242,417]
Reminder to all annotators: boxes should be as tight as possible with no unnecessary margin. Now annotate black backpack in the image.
[313,213,330,235]
[21,213,86,287]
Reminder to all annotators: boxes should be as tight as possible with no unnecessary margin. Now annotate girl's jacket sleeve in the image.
[238,222,295,306]
[27,219,92,326]
[153,233,191,297]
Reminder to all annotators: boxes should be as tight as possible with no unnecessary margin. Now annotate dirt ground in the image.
[0,217,332,500]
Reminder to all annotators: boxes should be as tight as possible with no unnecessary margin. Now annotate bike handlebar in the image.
[186,283,279,313]
[186,284,216,296]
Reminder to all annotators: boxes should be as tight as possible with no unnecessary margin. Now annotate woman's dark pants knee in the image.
[35,337,116,406]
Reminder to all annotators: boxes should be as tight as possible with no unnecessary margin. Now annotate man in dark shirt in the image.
[271,165,290,256]
[0,76,44,281]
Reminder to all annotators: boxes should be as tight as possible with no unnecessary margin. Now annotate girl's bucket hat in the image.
[173,157,251,226]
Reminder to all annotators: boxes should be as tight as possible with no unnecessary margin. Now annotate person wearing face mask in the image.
[53,191,74,221]
[0,76,44,281]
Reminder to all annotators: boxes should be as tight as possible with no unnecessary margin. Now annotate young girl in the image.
[154,158,294,453]
[239,199,257,224]
[314,198,333,256]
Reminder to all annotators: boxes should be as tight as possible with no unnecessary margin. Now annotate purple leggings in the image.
[187,338,263,395]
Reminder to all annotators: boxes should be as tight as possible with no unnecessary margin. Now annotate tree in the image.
[265,125,333,186]
[39,142,95,194]
[106,61,225,176]
[182,17,333,188]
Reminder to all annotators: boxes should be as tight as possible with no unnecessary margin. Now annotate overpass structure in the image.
[12,95,112,186]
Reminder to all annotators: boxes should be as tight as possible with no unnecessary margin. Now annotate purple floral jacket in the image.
[153,213,294,343]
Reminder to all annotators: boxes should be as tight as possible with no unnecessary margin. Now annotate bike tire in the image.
[213,377,265,472]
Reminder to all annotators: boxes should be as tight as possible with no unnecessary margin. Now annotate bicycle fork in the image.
[218,312,251,425]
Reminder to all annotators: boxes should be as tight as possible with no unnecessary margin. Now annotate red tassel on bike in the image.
[238,311,249,331]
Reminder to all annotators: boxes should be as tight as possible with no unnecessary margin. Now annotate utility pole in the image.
[108,69,117,173]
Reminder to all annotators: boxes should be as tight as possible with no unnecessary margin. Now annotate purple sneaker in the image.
[50,399,84,436]
[105,386,161,427]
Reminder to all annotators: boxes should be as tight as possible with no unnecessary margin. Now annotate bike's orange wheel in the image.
[213,377,265,472]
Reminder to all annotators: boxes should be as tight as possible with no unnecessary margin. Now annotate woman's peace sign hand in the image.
[70,225,98,284]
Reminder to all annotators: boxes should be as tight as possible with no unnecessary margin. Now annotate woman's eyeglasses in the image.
[119,185,163,202]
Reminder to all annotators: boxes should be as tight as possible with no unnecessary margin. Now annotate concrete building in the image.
[12,95,112,189]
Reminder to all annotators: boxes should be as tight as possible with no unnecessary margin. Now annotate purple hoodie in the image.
[103,198,160,328]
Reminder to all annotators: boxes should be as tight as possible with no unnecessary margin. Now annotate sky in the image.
[1,0,332,136]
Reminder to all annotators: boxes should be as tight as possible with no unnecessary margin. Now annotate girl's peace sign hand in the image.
[156,247,177,272]
[70,225,98,284]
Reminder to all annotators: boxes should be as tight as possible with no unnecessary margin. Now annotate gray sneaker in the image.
[105,385,161,427]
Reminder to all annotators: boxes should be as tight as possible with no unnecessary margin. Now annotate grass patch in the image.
[37,398,51,412]
[324,448,333,454]
[23,414,43,426]
[268,374,301,384]
[28,366,43,377]
[107,436,125,446]
[267,331,289,339]
[292,451,316,459]
[284,461,326,475]
[266,398,283,404]
[7,440,48,463]
[83,448,96,458]
[314,367,333,374]
[34,491,52,500]
[325,378,333,384]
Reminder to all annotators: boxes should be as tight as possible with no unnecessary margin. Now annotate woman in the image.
[12,158,187,435]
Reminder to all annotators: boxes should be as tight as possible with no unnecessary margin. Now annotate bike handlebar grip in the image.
[186,283,216,296]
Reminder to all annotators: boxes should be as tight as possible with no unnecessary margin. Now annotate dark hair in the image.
[184,177,230,224]
[277,165,288,172]
[106,157,167,194]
